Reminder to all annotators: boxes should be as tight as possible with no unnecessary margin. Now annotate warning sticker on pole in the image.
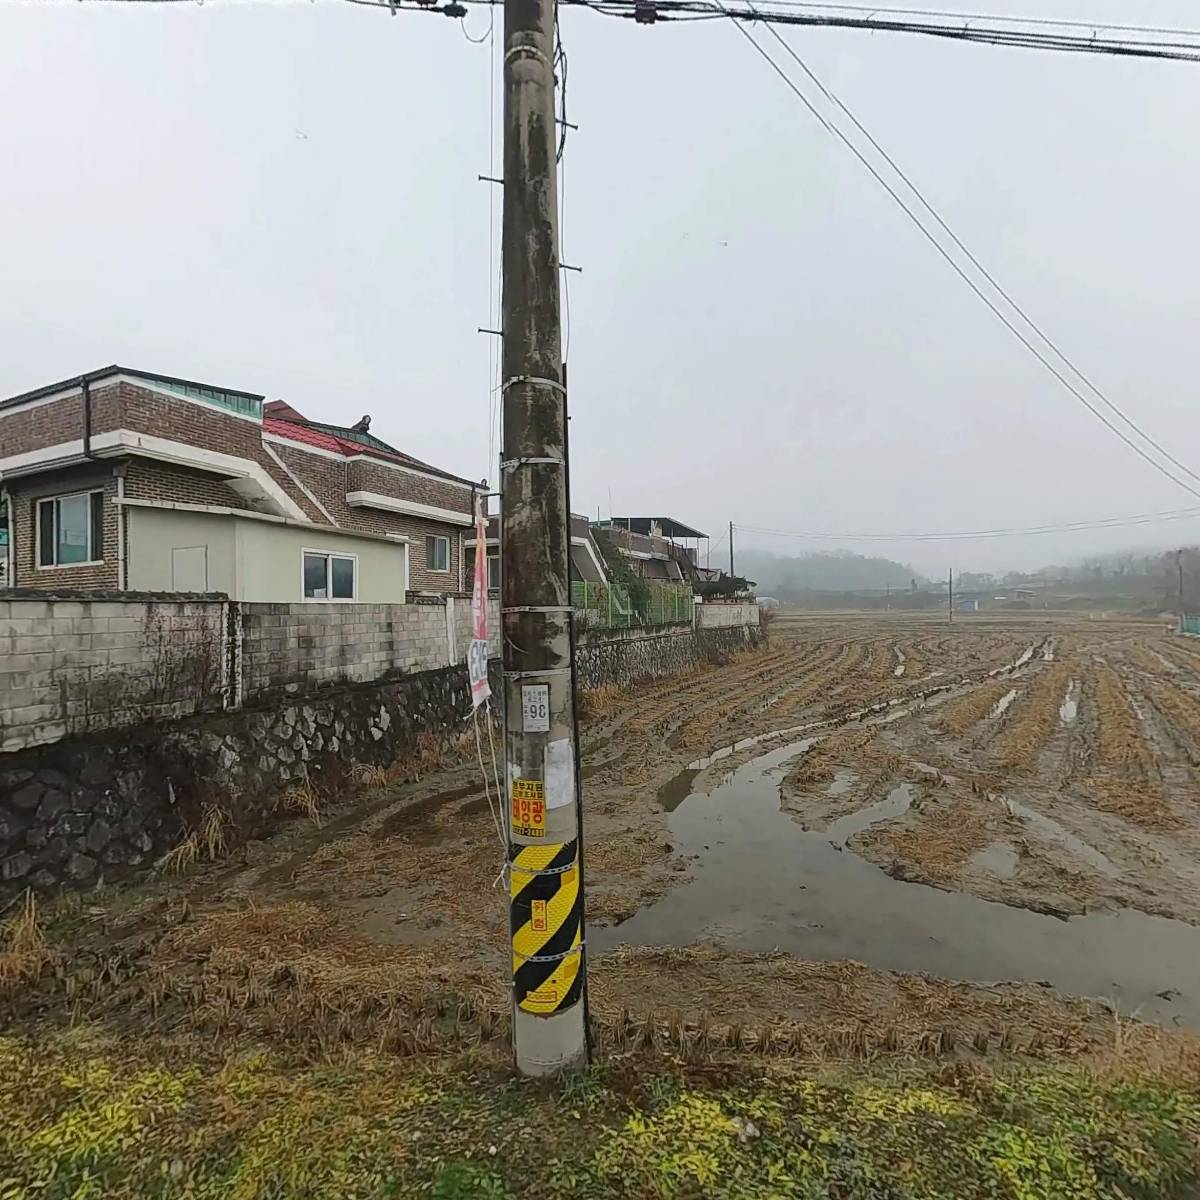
[469,505,491,709]
[511,778,546,838]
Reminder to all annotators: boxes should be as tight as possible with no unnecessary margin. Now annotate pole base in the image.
[513,1003,587,1076]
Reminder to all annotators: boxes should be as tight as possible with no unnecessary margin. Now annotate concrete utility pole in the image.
[729,520,735,578]
[1177,549,1185,625]
[948,568,954,624]
[500,0,588,1077]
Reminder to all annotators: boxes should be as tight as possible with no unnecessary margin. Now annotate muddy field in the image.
[8,611,1200,1064]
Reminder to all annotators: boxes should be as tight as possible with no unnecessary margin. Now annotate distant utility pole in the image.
[729,520,735,577]
[1177,549,1185,624]
[501,0,587,1077]
[948,568,954,624]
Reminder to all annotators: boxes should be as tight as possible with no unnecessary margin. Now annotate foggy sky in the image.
[2,0,1198,575]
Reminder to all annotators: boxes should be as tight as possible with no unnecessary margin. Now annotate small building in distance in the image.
[593,516,709,587]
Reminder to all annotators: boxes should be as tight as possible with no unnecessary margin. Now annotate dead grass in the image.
[1126,643,1171,676]
[1146,679,1200,749]
[158,805,231,875]
[861,793,999,882]
[0,891,55,987]
[350,763,389,788]
[992,662,1074,771]
[784,729,902,793]
[1092,667,1156,773]
[1082,779,1183,831]
[281,777,322,826]
[580,684,626,720]
[934,678,1021,736]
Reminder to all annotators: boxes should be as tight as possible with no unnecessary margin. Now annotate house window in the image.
[425,535,450,573]
[37,491,104,567]
[302,550,356,600]
[487,551,500,590]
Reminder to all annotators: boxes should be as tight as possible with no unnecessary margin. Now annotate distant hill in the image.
[735,550,925,597]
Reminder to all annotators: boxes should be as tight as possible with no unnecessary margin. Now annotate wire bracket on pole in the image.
[478,174,504,184]
[502,375,566,394]
[513,943,585,966]
[501,456,563,471]
[507,858,578,878]
[502,605,573,614]
[504,667,573,678]
[505,44,550,68]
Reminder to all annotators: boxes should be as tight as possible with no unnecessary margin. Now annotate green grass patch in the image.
[1,1030,1197,1199]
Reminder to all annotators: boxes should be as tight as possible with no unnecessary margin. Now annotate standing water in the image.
[596,739,1200,1027]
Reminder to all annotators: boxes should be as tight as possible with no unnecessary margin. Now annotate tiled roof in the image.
[263,417,479,487]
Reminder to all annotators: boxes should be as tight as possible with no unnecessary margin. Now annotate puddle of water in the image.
[598,740,1200,1028]
[658,768,702,813]
[972,843,1019,879]
[893,646,906,677]
[1000,796,1119,877]
[1042,639,1057,662]
[828,784,912,845]
[828,769,859,797]
[989,644,1037,677]
[991,689,1019,719]
[1059,679,1080,725]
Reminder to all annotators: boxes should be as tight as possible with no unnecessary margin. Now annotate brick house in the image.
[0,366,484,602]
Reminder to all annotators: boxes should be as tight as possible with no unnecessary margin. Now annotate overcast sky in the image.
[2,0,1199,574]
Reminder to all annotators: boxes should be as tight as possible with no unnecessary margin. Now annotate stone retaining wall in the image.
[0,660,501,894]
[575,621,764,691]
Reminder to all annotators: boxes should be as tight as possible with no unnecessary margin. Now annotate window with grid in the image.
[425,535,450,573]
[38,492,104,567]
[302,550,356,600]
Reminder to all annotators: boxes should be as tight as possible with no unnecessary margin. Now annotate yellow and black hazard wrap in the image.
[510,838,584,1016]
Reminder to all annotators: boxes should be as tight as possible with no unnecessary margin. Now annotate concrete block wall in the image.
[0,594,227,753]
[239,596,501,704]
[695,601,761,629]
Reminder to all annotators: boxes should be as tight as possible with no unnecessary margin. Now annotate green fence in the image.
[571,580,693,628]
[1181,615,1200,636]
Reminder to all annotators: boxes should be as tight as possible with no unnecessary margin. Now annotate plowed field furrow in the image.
[933,678,1022,737]
[992,662,1076,772]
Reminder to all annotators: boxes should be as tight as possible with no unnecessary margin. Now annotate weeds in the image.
[350,763,388,788]
[0,891,55,987]
[157,806,231,875]
[281,777,322,825]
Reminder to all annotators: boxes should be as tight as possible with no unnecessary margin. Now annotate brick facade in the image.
[5,465,121,591]
[271,441,474,592]
[1,369,479,597]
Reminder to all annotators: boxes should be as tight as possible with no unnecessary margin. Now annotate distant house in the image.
[0,366,483,602]
[466,513,607,592]
[594,517,709,587]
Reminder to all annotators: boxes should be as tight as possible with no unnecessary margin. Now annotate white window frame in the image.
[487,550,500,591]
[36,489,105,569]
[425,534,451,573]
[301,547,359,602]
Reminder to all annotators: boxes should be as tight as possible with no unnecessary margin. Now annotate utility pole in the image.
[1177,549,1185,626]
[948,567,954,624]
[500,0,587,1077]
[729,520,735,578]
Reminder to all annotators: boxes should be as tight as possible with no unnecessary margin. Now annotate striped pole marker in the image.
[510,840,584,1017]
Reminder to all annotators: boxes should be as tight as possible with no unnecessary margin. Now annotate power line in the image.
[713,1,1200,43]
[737,504,1200,543]
[757,19,1200,489]
[579,0,1200,62]
[722,15,1200,503]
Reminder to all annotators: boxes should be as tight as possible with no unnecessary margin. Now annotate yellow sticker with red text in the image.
[512,779,546,839]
